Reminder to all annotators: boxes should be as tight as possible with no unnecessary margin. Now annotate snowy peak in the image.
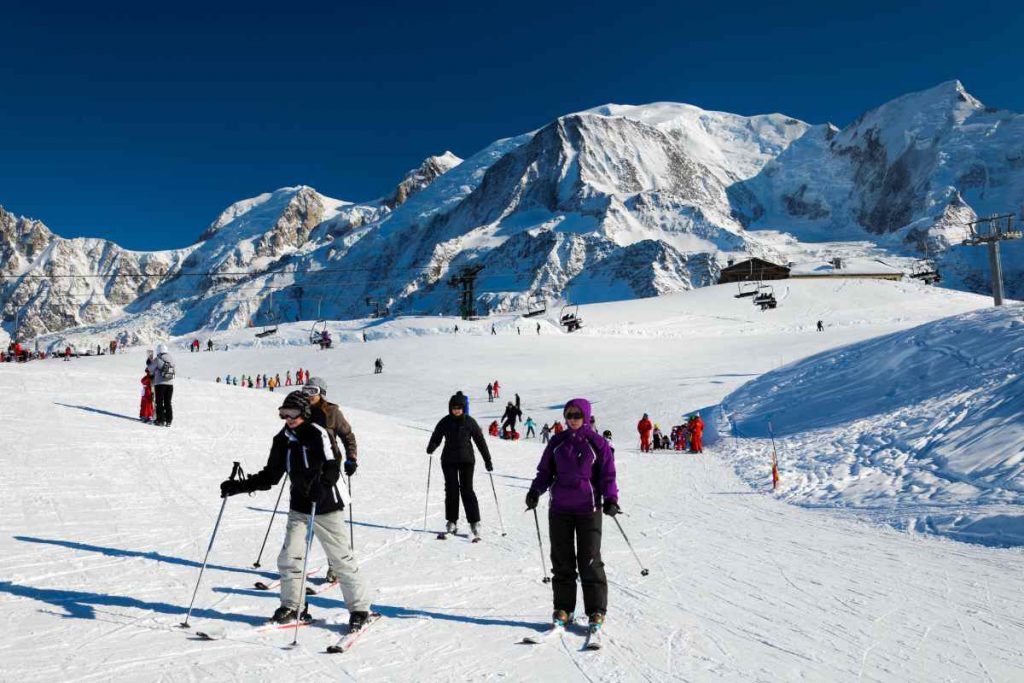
[384,151,463,209]
[0,205,54,274]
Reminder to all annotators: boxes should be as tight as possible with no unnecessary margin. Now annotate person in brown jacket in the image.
[303,376,358,582]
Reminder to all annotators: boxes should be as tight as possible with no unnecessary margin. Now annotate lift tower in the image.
[447,264,484,319]
[961,214,1022,306]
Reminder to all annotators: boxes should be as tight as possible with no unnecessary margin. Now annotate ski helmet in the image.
[279,390,311,419]
[449,392,467,411]
[156,343,168,354]
[304,376,328,397]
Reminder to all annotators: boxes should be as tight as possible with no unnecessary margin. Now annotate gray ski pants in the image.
[278,509,370,613]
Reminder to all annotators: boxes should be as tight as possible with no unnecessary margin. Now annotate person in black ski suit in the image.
[501,401,522,436]
[426,392,493,539]
[220,391,372,630]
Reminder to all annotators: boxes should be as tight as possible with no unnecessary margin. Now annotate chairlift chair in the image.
[753,284,778,311]
[523,295,547,318]
[309,319,328,345]
[559,303,583,333]
[735,281,757,298]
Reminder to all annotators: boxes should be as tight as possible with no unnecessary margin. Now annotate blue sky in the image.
[2,0,1022,249]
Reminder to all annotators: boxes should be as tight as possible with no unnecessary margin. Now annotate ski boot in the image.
[269,606,312,625]
[470,522,482,542]
[348,610,370,631]
[588,612,605,631]
[445,521,458,535]
[325,568,339,584]
[552,609,573,628]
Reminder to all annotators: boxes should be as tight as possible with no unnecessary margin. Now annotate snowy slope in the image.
[2,279,1021,682]
[721,304,1024,546]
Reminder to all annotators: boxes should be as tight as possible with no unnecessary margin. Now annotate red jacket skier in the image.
[689,414,704,453]
[552,421,564,435]
[140,373,155,422]
[637,414,653,452]
[492,380,500,398]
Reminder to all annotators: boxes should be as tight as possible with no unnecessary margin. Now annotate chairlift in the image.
[523,295,547,318]
[910,260,941,285]
[254,291,280,337]
[753,284,778,311]
[309,319,330,347]
[559,303,583,332]
[735,281,758,298]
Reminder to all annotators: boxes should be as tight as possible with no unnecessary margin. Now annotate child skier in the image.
[524,416,536,439]
[219,391,373,630]
[426,392,494,540]
[540,423,551,443]
[139,372,155,423]
[525,398,618,637]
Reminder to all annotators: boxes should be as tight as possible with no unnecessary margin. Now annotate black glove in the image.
[344,459,358,477]
[220,478,246,498]
[321,460,341,488]
[484,459,494,472]
[603,500,620,517]
[525,491,539,510]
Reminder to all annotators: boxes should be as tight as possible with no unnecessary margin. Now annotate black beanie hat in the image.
[449,391,467,411]
[280,390,312,419]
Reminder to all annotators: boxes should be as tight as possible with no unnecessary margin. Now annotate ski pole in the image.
[347,475,354,551]
[768,420,781,490]
[253,474,287,568]
[531,508,551,583]
[487,471,506,536]
[292,499,318,646]
[423,455,433,531]
[611,515,650,576]
[180,461,243,628]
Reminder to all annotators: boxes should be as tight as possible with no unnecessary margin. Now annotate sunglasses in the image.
[564,411,584,420]
[279,408,302,420]
[301,386,321,396]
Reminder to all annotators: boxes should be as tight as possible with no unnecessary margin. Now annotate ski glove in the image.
[525,491,539,510]
[484,459,494,472]
[220,478,247,498]
[602,500,620,517]
[344,459,358,477]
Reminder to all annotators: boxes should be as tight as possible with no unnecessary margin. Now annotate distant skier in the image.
[486,383,494,403]
[652,424,663,450]
[426,392,493,541]
[501,401,522,436]
[690,413,704,453]
[515,393,521,411]
[524,416,536,439]
[540,423,552,443]
[454,324,459,334]
[492,380,500,398]
[637,413,653,453]
[139,372,155,423]
[374,358,383,374]
[488,420,500,437]
[286,371,292,386]
[525,398,618,634]
[491,324,497,336]
[552,420,564,435]
[64,346,71,361]
[152,343,175,427]
[536,322,541,335]
[219,390,372,629]
[817,320,824,332]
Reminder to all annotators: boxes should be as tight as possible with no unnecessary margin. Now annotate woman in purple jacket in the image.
[526,398,619,631]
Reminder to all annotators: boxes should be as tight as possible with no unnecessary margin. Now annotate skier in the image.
[492,380,500,398]
[515,392,521,411]
[690,413,704,453]
[454,324,459,334]
[501,401,522,436]
[540,423,551,443]
[525,398,618,635]
[491,324,496,336]
[374,358,383,375]
[536,322,541,335]
[524,416,536,439]
[207,339,214,352]
[286,371,292,386]
[303,377,359,582]
[637,413,653,453]
[151,343,175,427]
[139,372,155,423]
[486,383,494,403]
[426,392,493,541]
[652,424,663,450]
[64,346,71,361]
[817,320,824,332]
[552,421,564,435]
[219,391,372,629]
[488,420,500,437]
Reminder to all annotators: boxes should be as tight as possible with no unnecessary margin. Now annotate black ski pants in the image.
[442,462,481,524]
[549,511,607,617]
[155,384,174,425]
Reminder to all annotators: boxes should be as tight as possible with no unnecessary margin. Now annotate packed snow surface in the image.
[1,279,1021,682]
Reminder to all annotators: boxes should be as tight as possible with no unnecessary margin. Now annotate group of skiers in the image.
[187,339,217,352]
[217,368,311,390]
[637,412,703,453]
[213,374,621,640]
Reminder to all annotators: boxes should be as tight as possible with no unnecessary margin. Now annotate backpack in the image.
[158,354,176,380]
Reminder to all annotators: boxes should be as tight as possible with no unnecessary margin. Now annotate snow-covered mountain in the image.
[3,81,1023,345]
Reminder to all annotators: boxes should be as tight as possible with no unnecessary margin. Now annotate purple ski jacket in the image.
[529,398,618,515]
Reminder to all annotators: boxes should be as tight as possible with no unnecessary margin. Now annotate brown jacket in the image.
[312,399,357,461]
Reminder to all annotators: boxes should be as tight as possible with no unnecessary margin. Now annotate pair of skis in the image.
[520,621,604,650]
[194,612,383,653]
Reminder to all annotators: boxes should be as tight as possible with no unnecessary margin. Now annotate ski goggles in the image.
[564,410,585,421]
[301,385,321,396]
[279,408,303,420]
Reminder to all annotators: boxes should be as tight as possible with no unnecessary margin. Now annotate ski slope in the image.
[1,279,1021,682]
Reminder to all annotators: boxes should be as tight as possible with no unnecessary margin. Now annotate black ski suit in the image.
[427,413,493,524]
